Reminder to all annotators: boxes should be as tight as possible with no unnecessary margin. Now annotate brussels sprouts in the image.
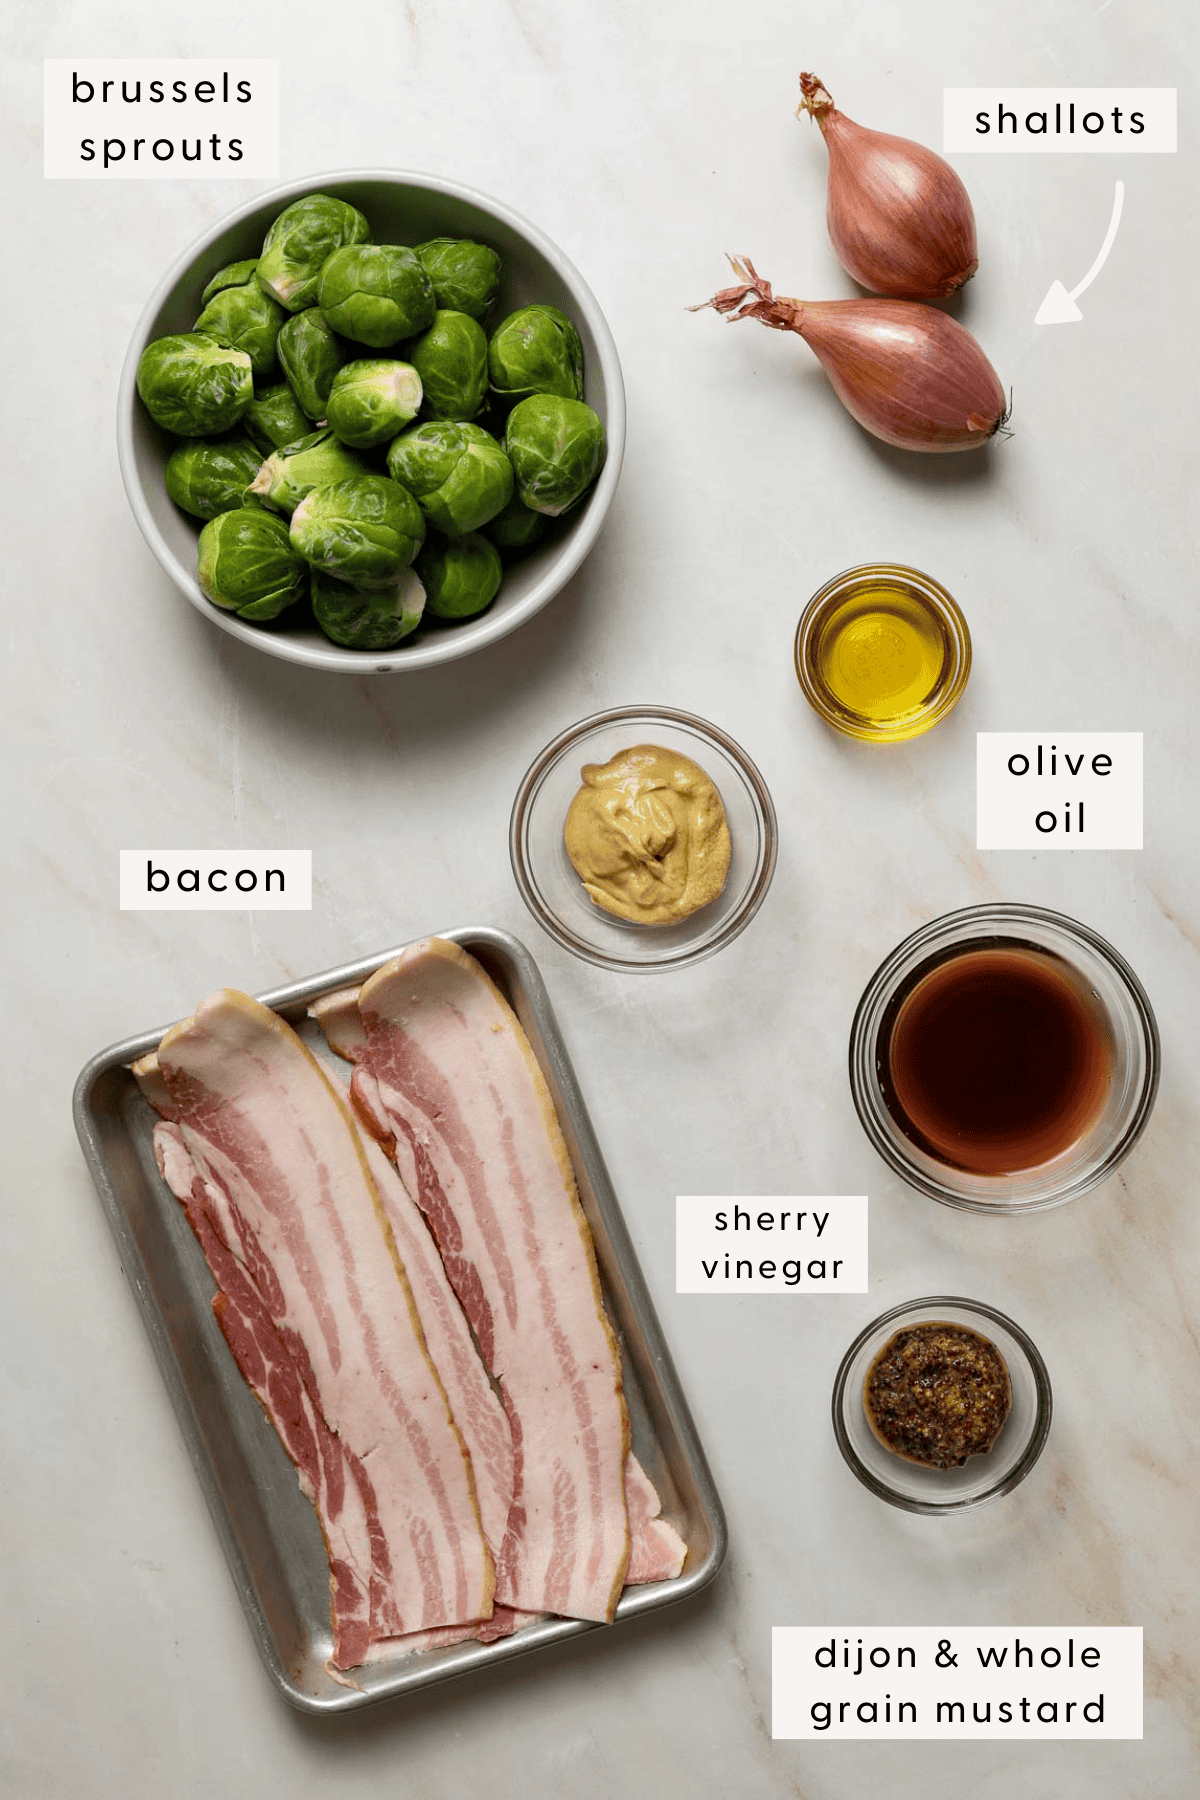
[257,193,371,311]
[385,421,513,535]
[201,259,261,307]
[310,566,426,649]
[504,394,605,516]
[194,279,286,379]
[316,245,435,348]
[485,491,549,552]
[196,508,307,620]
[248,428,368,515]
[276,308,343,420]
[415,238,501,321]
[243,382,312,454]
[290,476,426,587]
[164,436,264,521]
[136,333,253,436]
[488,305,584,401]
[408,311,488,421]
[416,532,503,620]
[325,359,423,448]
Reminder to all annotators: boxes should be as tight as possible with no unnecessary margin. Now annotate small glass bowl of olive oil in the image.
[795,564,971,744]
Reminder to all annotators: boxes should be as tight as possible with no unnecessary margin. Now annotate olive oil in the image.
[818,583,948,721]
[795,564,971,743]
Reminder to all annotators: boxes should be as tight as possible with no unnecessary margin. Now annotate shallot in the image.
[694,258,1008,454]
[797,72,979,299]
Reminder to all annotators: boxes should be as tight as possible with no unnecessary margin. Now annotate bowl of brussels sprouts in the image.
[119,172,624,673]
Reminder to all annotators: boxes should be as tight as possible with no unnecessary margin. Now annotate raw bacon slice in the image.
[147,1113,378,1668]
[341,939,632,1623]
[624,1456,687,1584]
[150,989,494,1653]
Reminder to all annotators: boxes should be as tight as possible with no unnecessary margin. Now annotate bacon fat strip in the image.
[153,989,494,1645]
[336,940,632,1623]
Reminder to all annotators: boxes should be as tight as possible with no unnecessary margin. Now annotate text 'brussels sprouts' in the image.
[257,193,371,311]
[249,428,367,515]
[290,476,426,588]
[317,245,435,348]
[165,436,264,521]
[488,305,585,401]
[136,333,253,436]
[276,308,343,421]
[386,420,513,535]
[504,394,606,515]
[415,238,502,321]
[310,566,426,650]
[196,508,307,620]
[417,532,503,619]
[408,311,489,421]
[325,359,423,448]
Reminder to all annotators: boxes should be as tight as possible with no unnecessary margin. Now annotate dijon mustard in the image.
[564,744,732,926]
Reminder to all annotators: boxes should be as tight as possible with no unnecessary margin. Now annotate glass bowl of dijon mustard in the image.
[832,1297,1052,1513]
[510,705,777,971]
[795,564,971,743]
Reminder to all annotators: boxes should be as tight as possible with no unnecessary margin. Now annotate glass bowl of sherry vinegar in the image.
[795,565,971,743]
[849,904,1159,1213]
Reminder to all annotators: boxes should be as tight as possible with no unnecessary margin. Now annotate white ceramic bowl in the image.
[117,170,625,674]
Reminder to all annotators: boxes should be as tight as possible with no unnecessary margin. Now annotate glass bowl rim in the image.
[508,702,778,972]
[831,1293,1054,1514]
[794,561,972,743]
[848,901,1160,1213]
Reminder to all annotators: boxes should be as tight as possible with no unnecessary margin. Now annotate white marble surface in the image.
[6,2,1198,1794]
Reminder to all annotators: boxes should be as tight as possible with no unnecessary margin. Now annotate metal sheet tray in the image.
[72,927,726,1713]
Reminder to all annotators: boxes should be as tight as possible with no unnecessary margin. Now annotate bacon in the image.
[148,990,494,1657]
[322,939,632,1623]
[624,1456,687,1584]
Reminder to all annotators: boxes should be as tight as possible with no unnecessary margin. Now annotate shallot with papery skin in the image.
[797,73,979,300]
[693,258,1008,454]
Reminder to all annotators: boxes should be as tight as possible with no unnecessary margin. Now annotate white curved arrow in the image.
[1035,181,1124,325]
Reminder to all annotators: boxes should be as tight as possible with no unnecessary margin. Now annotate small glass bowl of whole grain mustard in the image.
[795,564,971,743]
[832,1297,1052,1513]
[510,705,777,971]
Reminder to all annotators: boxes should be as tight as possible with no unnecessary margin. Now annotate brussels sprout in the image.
[488,305,584,401]
[408,311,488,421]
[194,279,286,379]
[310,566,426,650]
[290,476,426,587]
[164,435,264,521]
[316,245,435,348]
[201,258,261,307]
[196,508,307,620]
[504,394,606,516]
[385,421,513,535]
[415,238,502,321]
[257,193,371,311]
[416,532,503,620]
[136,333,253,436]
[248,428,368,515]
[325,359,423,448]
[243,382,312,454]
[276,308,343,420]
[485,491,549,552]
